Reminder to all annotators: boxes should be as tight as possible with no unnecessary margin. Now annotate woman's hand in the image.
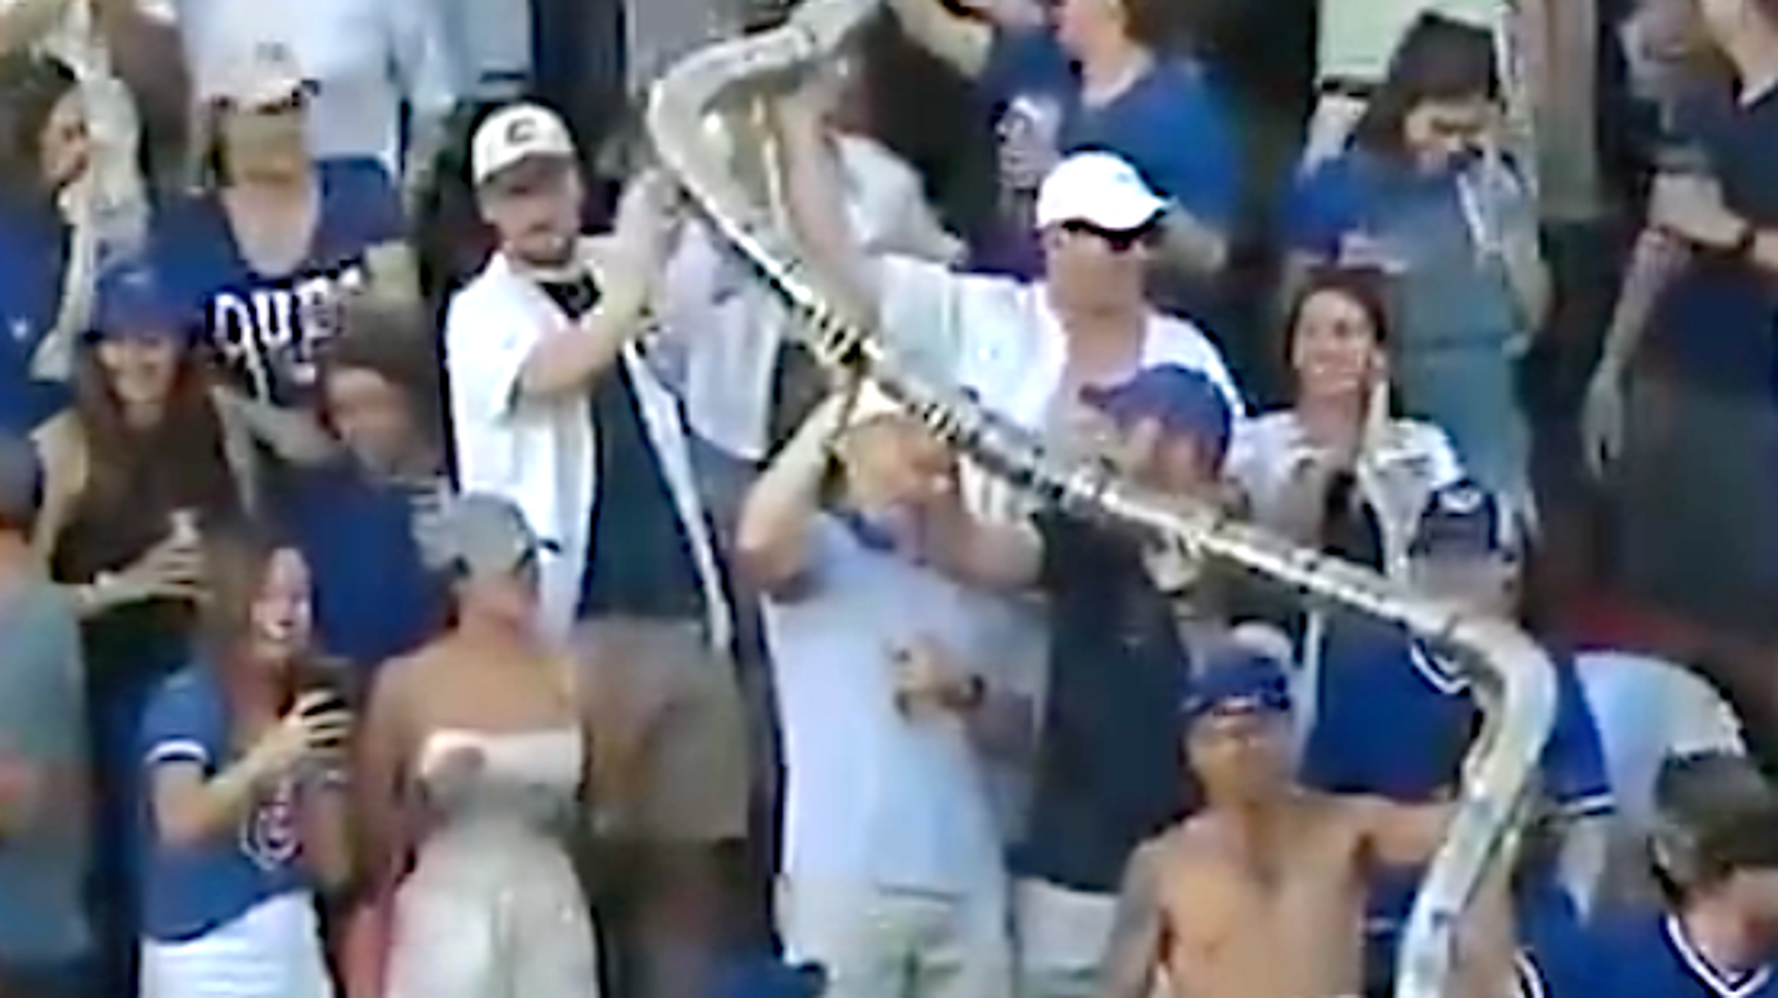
[86,531,207,612]
[243,693,354,784]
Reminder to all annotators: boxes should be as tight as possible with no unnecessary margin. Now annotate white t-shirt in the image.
[1572,651,1747,837]
[1226,410,1462,575]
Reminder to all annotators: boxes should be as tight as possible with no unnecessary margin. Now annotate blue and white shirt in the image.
[1596,914,1777,998]
[156,158,405,406]
[138,667,310,943]
[1300,622,1614,941]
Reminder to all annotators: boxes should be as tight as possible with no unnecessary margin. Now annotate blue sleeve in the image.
[978,25,1073,106]
[321,158,406,249]
[139,673,223,773]
[1542,658,1615,818]
[1129,67,1240,229]
[1284,158,1363,257]
[146,194,217,325]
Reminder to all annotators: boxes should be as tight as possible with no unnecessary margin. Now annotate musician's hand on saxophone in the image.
[608,169,688,299]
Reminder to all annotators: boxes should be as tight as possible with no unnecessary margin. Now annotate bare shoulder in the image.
[368,643,454,710]
[1317,790,1388,826]
[1156,812,1231,871]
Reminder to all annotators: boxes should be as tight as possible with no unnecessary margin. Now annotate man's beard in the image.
[509,230,578,272]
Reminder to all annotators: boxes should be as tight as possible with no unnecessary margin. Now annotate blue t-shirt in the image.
[1649,82,1778,397]
[137,667,310,943]
[1300,622,1614,937]
[1514,882,1606,998]
[279,462,444,671]
[1285,150,1529,355]
[155,158,404,406]
[1595,913,1777,998]
[981,28,1239,227]
[0,196,72,434]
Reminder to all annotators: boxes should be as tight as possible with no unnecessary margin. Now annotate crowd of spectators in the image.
[0,0,1776,997]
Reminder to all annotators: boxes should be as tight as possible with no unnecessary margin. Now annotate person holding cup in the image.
[137,532,352,998]
[28,256,335,996]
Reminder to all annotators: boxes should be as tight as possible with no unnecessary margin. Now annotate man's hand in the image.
[1651,173,1746,250]
[891,635,980,715]
[607,170,687,300]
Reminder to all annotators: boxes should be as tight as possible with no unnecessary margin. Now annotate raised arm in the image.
[734,393,850,597]
[1097,838,1168,998]
[771,86,880,322]
[507,175,681,401]
[882,0,995,78]
[921,491,1044,591]
[0,0,67,53]
[385,0,459,205]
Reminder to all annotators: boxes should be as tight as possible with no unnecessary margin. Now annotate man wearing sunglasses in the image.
[774,87,1242,454]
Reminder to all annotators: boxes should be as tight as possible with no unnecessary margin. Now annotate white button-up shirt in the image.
[445,242,730,647]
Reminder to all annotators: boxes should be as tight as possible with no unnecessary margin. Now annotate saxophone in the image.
[644,4,1557,995]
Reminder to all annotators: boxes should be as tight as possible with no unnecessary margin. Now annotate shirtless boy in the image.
[1097,647,1456,998]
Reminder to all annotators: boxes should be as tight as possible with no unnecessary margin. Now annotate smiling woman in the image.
[138,532,352,998]
[0,52,88,433]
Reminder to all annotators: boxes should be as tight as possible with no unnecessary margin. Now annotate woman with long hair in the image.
[1226,266,1465,575]
[354,492,600,998]
[1285,13,1549,524]
[0,51,93,432]
[154,39,416,409]
[137,532,352,998]
[30,259,332,997]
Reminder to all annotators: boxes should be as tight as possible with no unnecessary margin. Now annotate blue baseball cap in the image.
[1409,479,1515,559]
[1180,646,1293,727]
[88,260,187,342]
[1079,364,1233,461]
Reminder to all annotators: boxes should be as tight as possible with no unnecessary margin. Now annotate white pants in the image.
[778,878,1013,998]
[141,893,332,998]
[1012,879,1117,998]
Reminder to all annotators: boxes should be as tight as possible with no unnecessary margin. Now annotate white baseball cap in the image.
[472,103,578,186]
[1034,151,1167,232]
[207,39,313,107]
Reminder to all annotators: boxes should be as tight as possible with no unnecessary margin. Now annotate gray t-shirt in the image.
[0,578,91,965]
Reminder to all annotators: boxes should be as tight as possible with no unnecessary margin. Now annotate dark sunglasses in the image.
[1059,219,1153,253]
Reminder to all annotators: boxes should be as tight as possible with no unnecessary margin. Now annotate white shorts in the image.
[141,893,332,998]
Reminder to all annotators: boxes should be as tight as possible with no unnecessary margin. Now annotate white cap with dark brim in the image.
[472,103,578,186]
[1034,151,1168,233]
[205,39,315,107]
